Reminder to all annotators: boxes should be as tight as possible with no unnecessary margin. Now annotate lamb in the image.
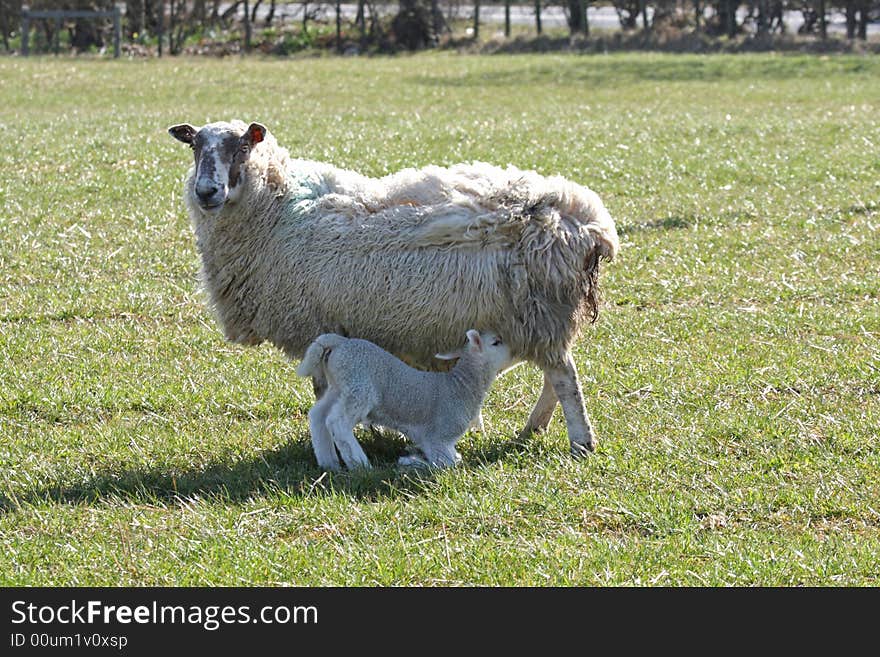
[167,119,619,458]
[296,329,512,470]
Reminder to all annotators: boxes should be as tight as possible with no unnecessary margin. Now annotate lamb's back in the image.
[324,338,442,426]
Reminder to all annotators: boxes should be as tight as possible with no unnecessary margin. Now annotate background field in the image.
[0,53,878,585]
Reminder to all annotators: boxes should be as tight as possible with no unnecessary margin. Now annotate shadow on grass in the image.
[617,208,759,238]
[0,429,534,512]
[617,215,692,237]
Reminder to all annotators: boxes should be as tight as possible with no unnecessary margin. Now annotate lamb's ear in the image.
[168,123,198,144]
[241,122,267,149]
[434,349,462,361]
[466,329,483,351]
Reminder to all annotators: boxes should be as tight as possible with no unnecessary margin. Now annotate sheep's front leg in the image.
[545,353,596,457]
[517,373,558,441]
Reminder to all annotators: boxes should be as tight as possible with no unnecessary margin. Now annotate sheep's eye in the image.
[491,338,502,346]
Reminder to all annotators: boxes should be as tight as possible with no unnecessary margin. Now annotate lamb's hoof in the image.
[570,440,596,459]
[398,452,460,469]
[398,454,430,469]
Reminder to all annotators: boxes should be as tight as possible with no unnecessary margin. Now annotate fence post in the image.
[244,0,251,52]
[335,0,340,52]
[21,7,29,56]
[473,0,480,39]
[535,0,542,35]
[430,0,440,43]
[54,15,61,55]
[504,0,510,37]
[726,0,735,37]
[113,4,122,58]
[157,1,164,56]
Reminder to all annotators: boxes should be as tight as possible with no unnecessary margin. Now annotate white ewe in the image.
[296,329,512,471]
[168,120,619,457]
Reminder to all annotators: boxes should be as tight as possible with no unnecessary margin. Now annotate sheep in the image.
[295,329,512,471]
[167,119,619,458]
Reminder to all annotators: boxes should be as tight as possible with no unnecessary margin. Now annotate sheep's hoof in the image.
[516,425,539,443]
[570,440,596,459]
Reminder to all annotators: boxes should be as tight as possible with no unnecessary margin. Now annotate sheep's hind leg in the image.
[545,353,596,458]
[308,392,341,471]
[325,404,371,470]
[517,373,559,441]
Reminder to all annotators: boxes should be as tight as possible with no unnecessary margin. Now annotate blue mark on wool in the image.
[282,166,329,219]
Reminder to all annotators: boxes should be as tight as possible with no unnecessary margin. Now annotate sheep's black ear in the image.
[241,122,267,149]
[168,123,198,144]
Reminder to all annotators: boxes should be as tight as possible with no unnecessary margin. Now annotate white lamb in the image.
[296,329,512,471]
[168,120,619,458]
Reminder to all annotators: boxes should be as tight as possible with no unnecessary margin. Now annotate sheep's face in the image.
[168,121,266,214]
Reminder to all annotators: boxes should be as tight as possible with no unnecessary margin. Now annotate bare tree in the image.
[612,0,640,29]
[392,0,433,49]
[565,0,588,35]
[265,0,276,25]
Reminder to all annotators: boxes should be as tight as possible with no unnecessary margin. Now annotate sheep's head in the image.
[168,120,267,213]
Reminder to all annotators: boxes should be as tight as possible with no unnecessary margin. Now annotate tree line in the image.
[0,0,876,54]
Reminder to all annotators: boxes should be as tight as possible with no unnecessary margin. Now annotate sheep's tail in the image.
[296,334,348,378]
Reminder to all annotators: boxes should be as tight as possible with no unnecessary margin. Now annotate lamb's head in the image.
[437,329,513,375]
[168,120,267,213]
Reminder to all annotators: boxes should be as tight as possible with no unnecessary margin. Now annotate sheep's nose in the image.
[196,184,219,201]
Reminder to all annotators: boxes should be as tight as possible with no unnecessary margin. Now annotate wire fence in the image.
[2,0,877,56]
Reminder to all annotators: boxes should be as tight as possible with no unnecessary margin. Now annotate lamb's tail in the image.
[296,334,348,378]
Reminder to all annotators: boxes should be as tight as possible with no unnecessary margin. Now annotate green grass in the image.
[1,52,878,585]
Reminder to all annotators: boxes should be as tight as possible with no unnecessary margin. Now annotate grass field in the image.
[1,52,878,585]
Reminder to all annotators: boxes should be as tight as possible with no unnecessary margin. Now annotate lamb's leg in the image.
[308,392,341,471]
[425,442,462,468]
[397,453,430,468]
[325,405,371,470]
[399,444,460,469]
[517,373,559,441]
[545,353,596,457]
[312,376,327,400]
[469,411,485,434]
